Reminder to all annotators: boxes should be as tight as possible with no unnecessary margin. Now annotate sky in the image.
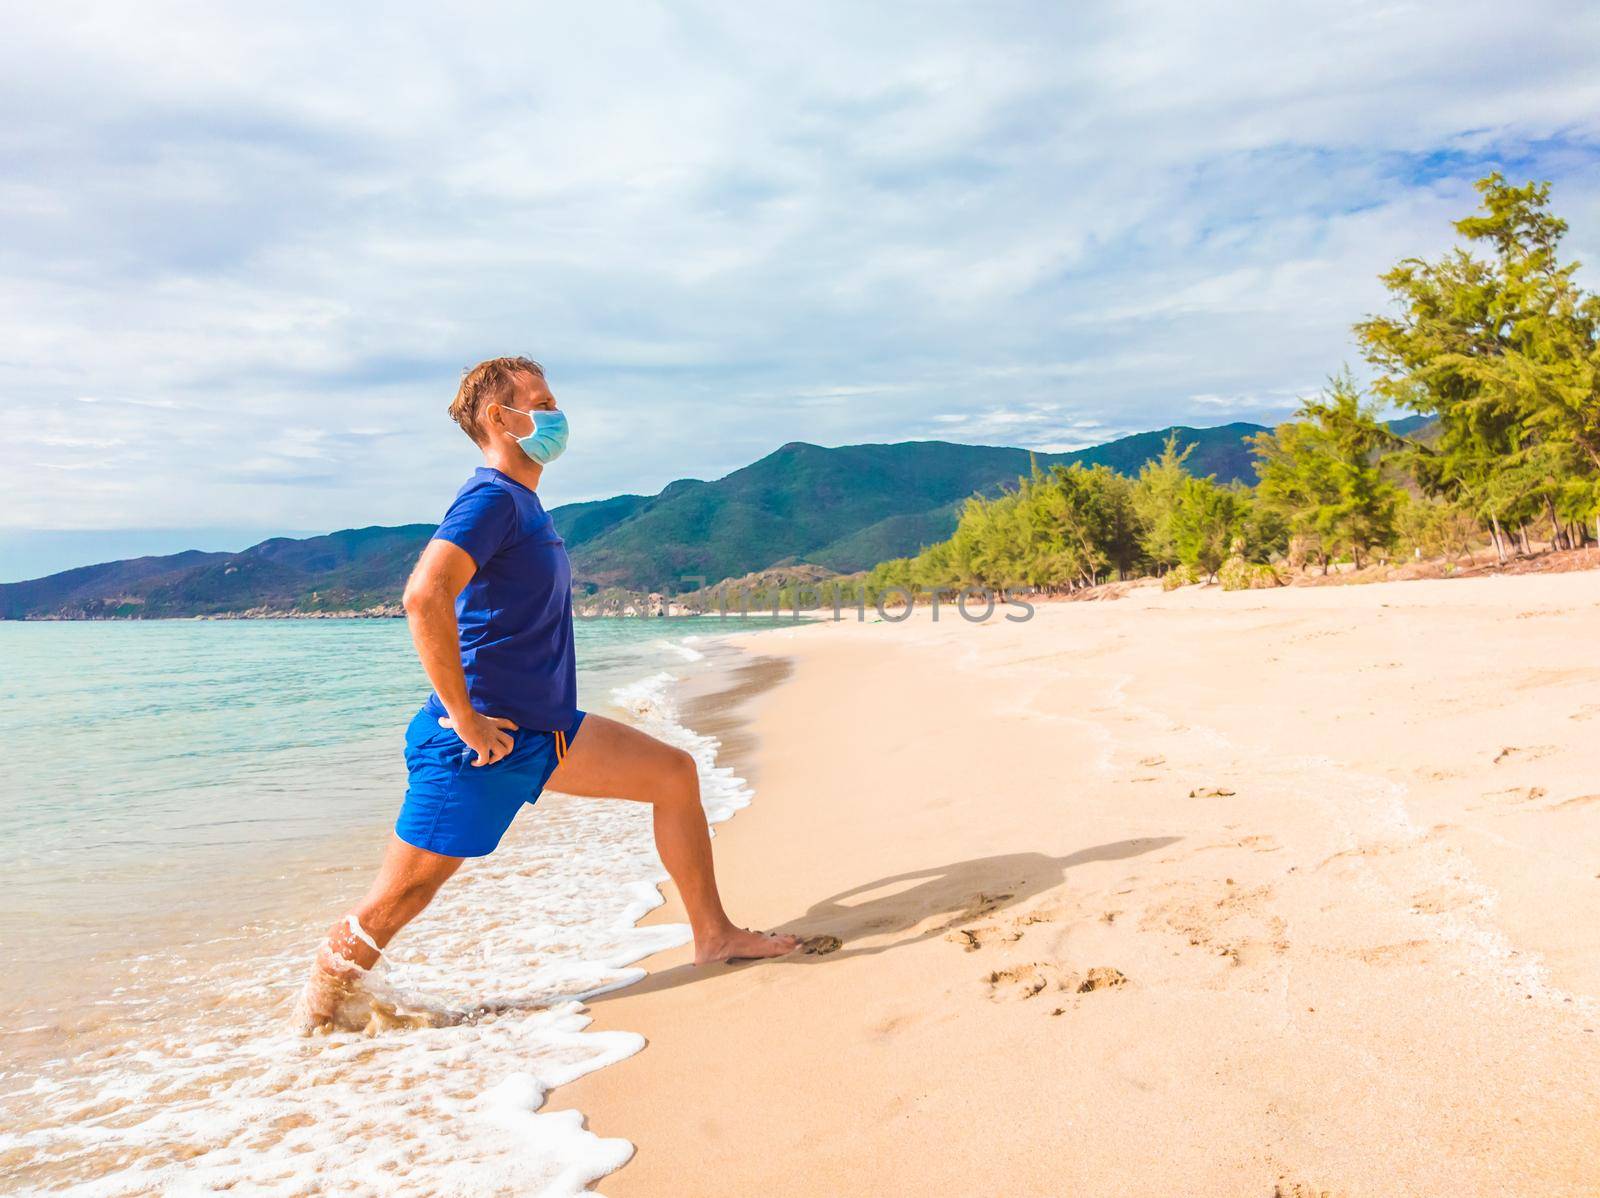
[3,1,1599,581]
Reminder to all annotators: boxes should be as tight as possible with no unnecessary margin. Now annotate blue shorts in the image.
[394,706,586,858]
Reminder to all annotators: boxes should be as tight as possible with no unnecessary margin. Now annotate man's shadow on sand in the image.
[584,836,1179,1005]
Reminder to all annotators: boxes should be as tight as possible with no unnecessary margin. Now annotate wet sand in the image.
[554,572,1600,1197]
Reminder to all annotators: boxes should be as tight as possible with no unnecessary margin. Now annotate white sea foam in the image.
[654,636,706,662]
[614,671,752,824]
[0,660,753,1195]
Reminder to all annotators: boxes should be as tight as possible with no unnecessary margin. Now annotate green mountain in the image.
[0,527,440,619]
[0,422,1266,618]
[569,423,1264,588]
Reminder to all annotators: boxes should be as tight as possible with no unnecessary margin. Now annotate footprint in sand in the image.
[1076,966,1128,992]
[987,962,1068,1001]
[947,903,1066,951]
[1492,744,1556,765]
[936,890,1019,935]
[967,891,1015,917]
[1479,785,1547,806]
[1142,881,1288,964]
[946,925,1023,952]
[987,963,1129,1001]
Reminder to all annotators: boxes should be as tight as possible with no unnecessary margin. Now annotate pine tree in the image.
[1170,476,1242,582]
[1251,373,1400,571]
[1132,433,1195,572]
[1356,173,1600,560]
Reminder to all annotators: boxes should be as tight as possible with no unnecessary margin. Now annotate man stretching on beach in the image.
[301,357,796,1030]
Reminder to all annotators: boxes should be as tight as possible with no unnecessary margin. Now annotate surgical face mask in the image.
[501,405,569,465]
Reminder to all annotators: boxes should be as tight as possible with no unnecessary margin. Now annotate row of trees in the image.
[865,440,1272,595]
[866,174,1599,597]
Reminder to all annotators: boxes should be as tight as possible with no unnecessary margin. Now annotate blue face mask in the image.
[502,406,569,465]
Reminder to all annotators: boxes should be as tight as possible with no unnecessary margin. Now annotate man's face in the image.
[494,371,557,437]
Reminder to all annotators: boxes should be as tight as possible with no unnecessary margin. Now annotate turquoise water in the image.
[0,616,769,1005]
[0,613,804,1192]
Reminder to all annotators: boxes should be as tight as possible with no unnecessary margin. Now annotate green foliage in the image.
[14,176,1600,625]
[1169,476,1244,581]
[866,434,1280,595]
[1160,563,1198,591]
[1218,556,1285,592]
[1238,498,1291,563]
[569,429,1271,591]
[1393,491,1481,562]
[864,459,1146,594]
[1355,173,1600,557]
[1132,434,1193,570]
[1250,371,1401,569]
[856,171,1596,597]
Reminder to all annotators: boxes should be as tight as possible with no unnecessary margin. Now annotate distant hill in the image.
[1386,414,1433,436]
[0,422,1266,618]
[0,527,439,619]
[567,422,1264,587]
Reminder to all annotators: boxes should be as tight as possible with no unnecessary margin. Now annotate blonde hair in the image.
[448,356,544,444]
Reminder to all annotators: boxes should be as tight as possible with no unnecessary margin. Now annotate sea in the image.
[0,615,788,1195]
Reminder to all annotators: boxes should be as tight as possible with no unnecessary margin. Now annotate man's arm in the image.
[402,539,517,766]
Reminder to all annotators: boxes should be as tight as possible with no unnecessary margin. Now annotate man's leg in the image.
[300,836,463,1028]
[546,713,797,963]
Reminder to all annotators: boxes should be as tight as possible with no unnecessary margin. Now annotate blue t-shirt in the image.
[421,467,577,731]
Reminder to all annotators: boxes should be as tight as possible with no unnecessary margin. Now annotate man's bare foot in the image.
[296,943,461,1035]
[296,943,369,1033]
[694,926,801,965]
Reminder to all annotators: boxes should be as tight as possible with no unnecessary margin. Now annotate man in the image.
[301,356,796,1030]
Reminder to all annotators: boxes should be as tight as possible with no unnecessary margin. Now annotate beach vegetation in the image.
[1392,492,1481,563]
[1218,555,1285,591]
[1356,173,1600,561]
[861,172,1598,601]
[1249,371,1401,572]
[1169,476,1246,582]
[1132,434,1194,572]
[865,460,1150,596]
[1160,563,1198,591]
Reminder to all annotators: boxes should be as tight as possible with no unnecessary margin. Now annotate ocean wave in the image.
[654,637,706,663]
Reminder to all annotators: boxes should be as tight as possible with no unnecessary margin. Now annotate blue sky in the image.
[3,1,1599,581]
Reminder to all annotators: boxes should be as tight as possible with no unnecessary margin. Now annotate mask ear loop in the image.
[494,402,531,439]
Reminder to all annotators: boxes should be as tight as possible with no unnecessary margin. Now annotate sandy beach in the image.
[557,570,1600,1197]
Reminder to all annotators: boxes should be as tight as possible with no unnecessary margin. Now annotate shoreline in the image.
[562,633,796,983]
[0,620,788,1195]
[554,569,1600,1197]
[674,637,795,792]
[7,547,1597,622]
[9,576,1598,1192]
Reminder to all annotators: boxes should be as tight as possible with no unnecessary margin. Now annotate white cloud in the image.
[0,0,1597,539]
